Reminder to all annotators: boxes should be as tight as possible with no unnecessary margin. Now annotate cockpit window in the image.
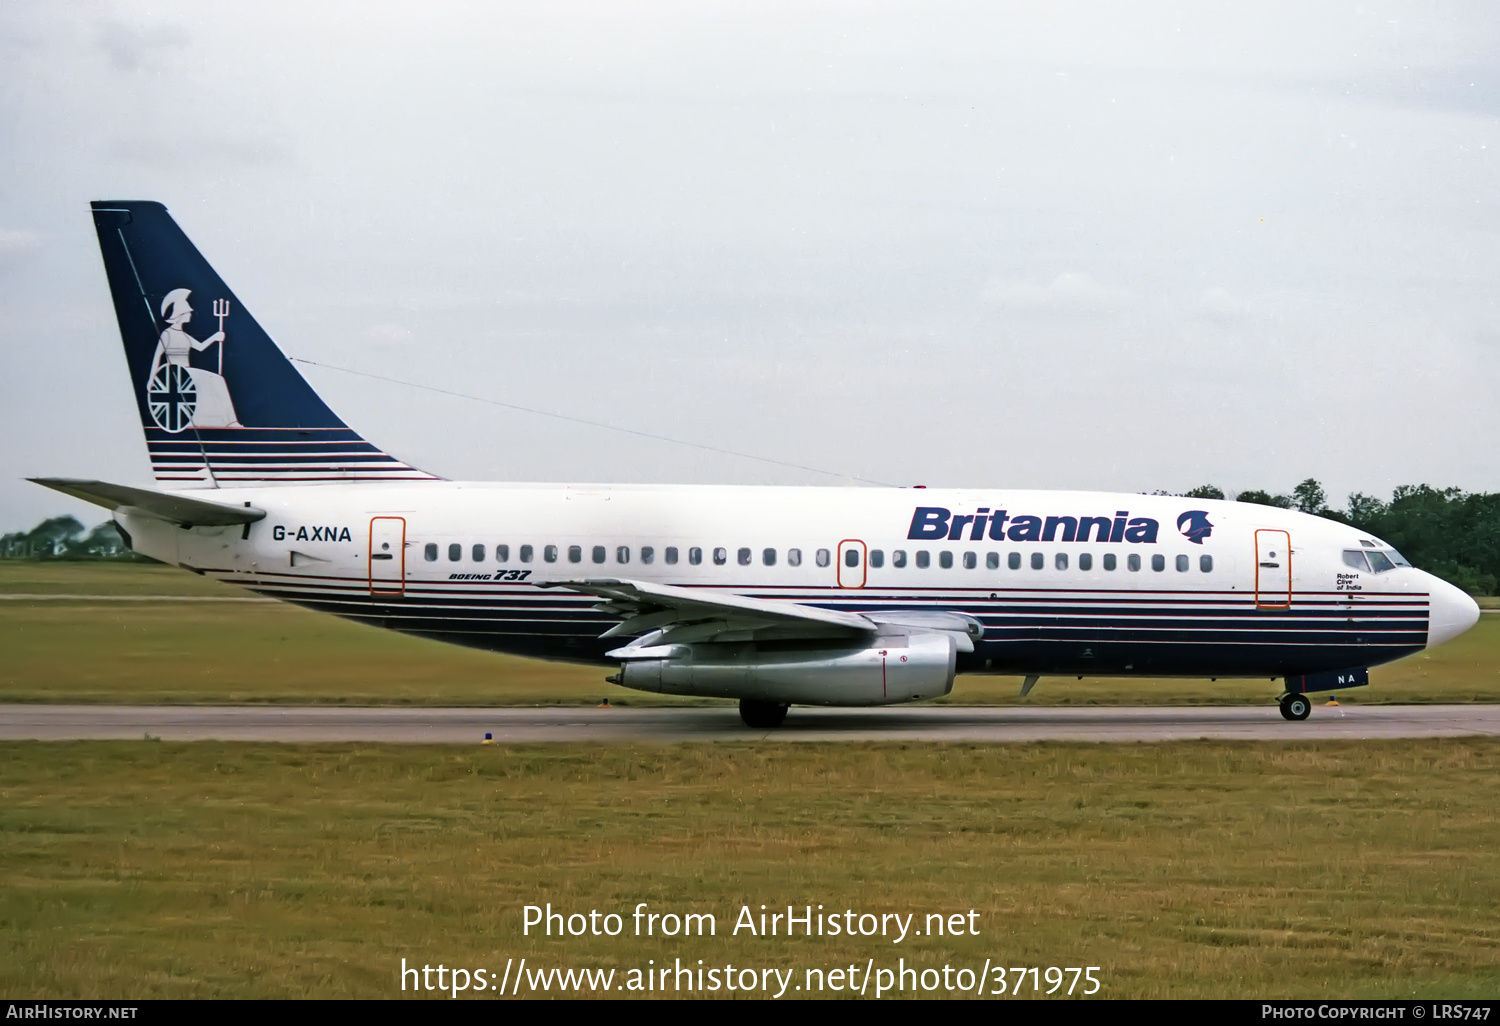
[1346,547,1405,573]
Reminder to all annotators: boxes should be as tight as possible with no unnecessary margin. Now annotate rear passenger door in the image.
[369,517,406,595]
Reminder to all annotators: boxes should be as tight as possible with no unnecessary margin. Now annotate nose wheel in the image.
[1279,693,1311,721]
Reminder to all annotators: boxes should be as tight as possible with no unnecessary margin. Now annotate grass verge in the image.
[2,739,1497,998]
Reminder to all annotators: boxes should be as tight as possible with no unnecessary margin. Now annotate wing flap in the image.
[28,478,266,527]
[537,577,876,643]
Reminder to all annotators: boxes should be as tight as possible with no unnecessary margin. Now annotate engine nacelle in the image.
[617,631,956,706]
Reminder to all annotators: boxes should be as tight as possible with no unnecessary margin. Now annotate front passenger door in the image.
[1255,529,1291,609]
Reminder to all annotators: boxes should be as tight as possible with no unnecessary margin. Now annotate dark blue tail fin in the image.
[91,201,437,487]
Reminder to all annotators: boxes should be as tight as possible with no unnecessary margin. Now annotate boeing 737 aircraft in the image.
[35,201,1481,727]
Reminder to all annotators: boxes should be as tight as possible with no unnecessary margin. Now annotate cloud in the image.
[364,323,416,347]
[1197,286,1249,321]
[981,272,1135,314]
[0,229,40,255]
[105,128,290,168]
[0,229,41,267]
[97,20,189,73]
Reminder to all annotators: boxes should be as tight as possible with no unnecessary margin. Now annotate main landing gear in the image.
[739,699,789,729]
[1278,693,1312,722]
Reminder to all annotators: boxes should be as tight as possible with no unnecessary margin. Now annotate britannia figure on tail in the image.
[147,288,241,431]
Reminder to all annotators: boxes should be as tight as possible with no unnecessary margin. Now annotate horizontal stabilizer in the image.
[28,478,265,527]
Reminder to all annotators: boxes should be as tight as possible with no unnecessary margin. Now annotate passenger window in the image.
[816,549,831,567]
[987,552,999,570]
[448,543,461,562]
[616,546,630,564]
[713,547,727,566]
[1342,550,1370,571]
[738,547,752,566]
[892,550,907,568]
[1030,552,1043,570]
[472,544,485,562]
[916,551,931,569]
[939,551,953,569]
[496,544,509,563]
[544,545,558,563]
[1079,553,1092,571]
[1127,553,1140,572]
[1103,553,1116,571]
[845,549,861,568]
[1151,554,1165,572]
[1176,554,1189,572]
[520,544,534,563]
[788,548,802,567]
[963,551,976,569]
[763,548,776,566]
[1200,555,1213,572]
[1056,553,1068,570]
[664,547,678,565]
[641,546,654,564]
[424,543,438,562]
[689,547,702,565]
[1008,552,1021,570]
[869,549,884,568]
[567,545,582,563]
[1367,550,1395,573]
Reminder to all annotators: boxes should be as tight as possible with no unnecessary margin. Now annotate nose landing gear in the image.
[1278,693,1312,721]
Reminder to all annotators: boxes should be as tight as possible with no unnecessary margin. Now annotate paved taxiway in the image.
[2,704,1498,743]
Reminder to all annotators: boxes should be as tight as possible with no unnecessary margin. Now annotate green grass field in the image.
[5,564,1498,999]
[1,562,1496,706]
[2,739,1497,998]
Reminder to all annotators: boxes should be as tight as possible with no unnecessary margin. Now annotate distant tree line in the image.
[0,516,147,561]
[1175,480,1499,596]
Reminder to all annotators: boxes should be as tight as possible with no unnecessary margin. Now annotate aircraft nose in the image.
[1425,573,1481,649]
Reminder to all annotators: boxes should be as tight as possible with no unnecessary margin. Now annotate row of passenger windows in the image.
[879,550,1213,573]
[424,543,827,566]
[421,542,1213,573]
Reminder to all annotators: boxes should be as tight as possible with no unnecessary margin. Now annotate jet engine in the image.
[613,631,957,706]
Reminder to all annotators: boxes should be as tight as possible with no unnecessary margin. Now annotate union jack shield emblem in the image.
[148,364,197,433]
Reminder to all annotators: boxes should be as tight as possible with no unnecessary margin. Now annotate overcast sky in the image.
[2,2,1497,528]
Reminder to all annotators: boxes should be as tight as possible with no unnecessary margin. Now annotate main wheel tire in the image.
[1279,694,1311,721]
[739,699,790,729]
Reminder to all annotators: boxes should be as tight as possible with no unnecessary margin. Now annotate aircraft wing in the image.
[536,577,877,649]
[28,478,266,528]
[541,578,985,655]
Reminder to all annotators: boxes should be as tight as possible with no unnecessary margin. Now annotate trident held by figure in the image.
[213,298,230,373]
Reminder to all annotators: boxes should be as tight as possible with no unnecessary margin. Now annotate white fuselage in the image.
[116,482,1480,691]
